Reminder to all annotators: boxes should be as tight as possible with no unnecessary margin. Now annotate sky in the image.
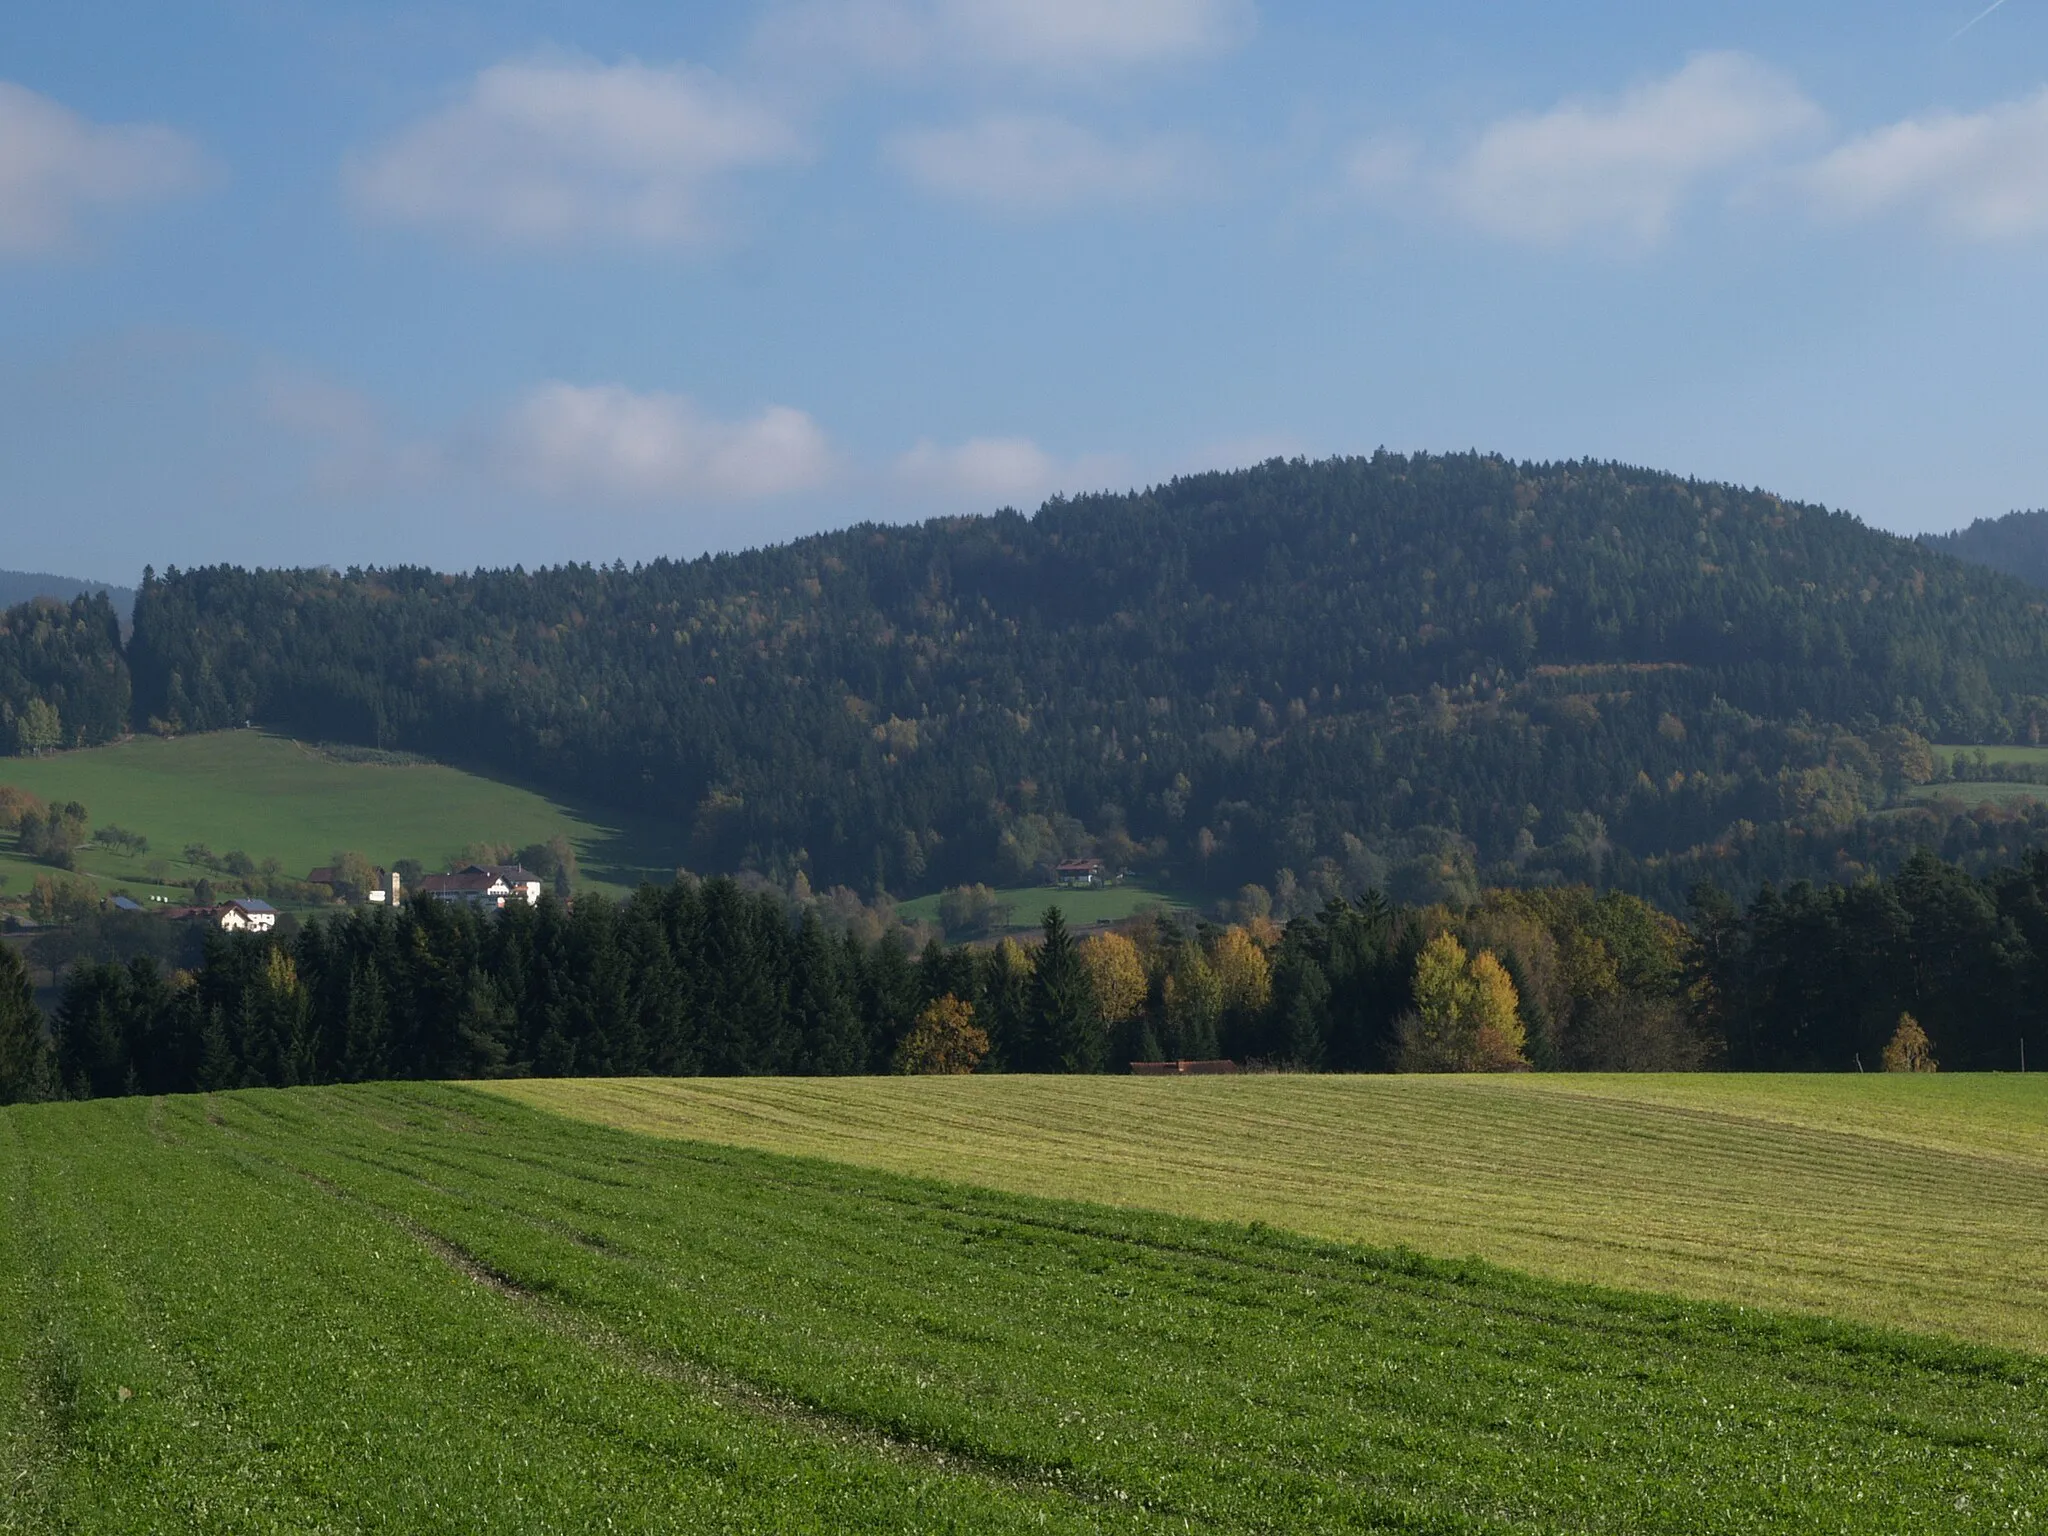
[4,1,2047,582]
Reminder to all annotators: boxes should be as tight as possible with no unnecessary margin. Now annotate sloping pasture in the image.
[4,1084,2047,1532]
[492,1073,2048,1354]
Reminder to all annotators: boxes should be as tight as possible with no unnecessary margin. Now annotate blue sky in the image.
[4,1,2047,581]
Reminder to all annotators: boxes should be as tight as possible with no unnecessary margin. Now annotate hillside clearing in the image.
[895,879,1193,935]
[490,1073,2048,1354]
[5,1083,2046,1532]
[0,730,679,901]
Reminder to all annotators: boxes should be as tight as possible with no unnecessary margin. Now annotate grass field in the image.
[6,1083,2047,1532]
[0,731,683,902]
[1952,743,2048,771]
[491,1073,2048,1355]
[896,879,1194,935]
[1908,781,2048,808]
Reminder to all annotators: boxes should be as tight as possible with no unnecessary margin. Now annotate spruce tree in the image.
[1029,907,1102,1073]
[0,942,51,1104]
[791,909,865,1074]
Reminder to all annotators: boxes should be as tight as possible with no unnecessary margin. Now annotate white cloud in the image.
[350,59,803,245]
[1802,88,2048,239]
[509,383,833,500]
[939,0,1253,74]
[1360,53,1822,249]
[896,435,1125,505]
[891,114,1199,214]
[0,81,206,256]
[756,0,1252,82]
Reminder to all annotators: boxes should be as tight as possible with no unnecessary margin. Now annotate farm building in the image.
[418,864,543,909]
[1054,859,1105,889]
[219,899,278,933]
[167,900,279,932]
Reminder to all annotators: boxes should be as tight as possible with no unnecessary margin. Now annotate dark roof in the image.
[111,896,144,912]
[227,899,277,914]
[307,866,338,885]
[468,864,537,881]
[1055,858,1103,871]
[420,871,497,893]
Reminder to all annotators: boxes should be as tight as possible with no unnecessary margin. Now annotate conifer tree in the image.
[0,941,51,1104]
[792,908,865,1074]
[1029,907,1101,1073]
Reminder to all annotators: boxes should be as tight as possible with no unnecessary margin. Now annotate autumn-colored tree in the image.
[1162,945,1222,1059]
[0,785,46,832]
[1881,1013,1938,1073]
[1211,925,1272,1017]
[1466,949,1528,1071]
[1078,932,1148,1025]
[892,994,990,1075]
[330,850,378,902]
[1399,933,1529,1072]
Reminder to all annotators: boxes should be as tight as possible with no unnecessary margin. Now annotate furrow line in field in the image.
[278,1140,1183,1526]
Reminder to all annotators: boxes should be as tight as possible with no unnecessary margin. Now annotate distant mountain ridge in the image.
[0,570,135,619]
[1920,510,2048,591]
[13,454,2048,908]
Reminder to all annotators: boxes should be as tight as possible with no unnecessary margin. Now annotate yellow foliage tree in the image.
[892,995,991,1076]
[1467,949,1527,1071]
[1401,933,1529,1072]
[1163,947,1222,1058]
[1078,932,1149,1025]
[1881,1013,1938,1073]
[1211,925,1272,1018]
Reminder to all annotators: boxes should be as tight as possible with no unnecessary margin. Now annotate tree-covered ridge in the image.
[1920,509,2048,592]
[27,453,2048,905]
[0,592,128,754]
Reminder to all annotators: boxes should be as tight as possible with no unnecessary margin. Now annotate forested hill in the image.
[0,570,135,618]
[16,453,2048,908]
[1920,510,2048,591]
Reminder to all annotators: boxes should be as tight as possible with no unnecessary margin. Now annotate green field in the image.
[493,1073,2048,1355]
[0,731,683,903]
[6,1082,2048,1532]
[896,879,1193,935]
[1908,780,2048,809]
[1952,743,2048,771]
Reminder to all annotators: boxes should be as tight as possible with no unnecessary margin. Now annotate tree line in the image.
[4,847,2035,1105]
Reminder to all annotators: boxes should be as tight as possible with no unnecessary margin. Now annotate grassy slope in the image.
[489,1073,2048,1354]
[5,1084,2046,1533]
[0,731,683,901]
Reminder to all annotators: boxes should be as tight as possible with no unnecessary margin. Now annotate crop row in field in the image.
[5,1083,2047,1532]
[491,1072,2048,1355]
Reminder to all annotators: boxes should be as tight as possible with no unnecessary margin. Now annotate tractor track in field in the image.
[286,1158,1190,1528]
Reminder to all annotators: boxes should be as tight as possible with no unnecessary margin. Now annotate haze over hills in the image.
[1920,510,2048,592]
[12,452,2048,909]
[0,570,136,619]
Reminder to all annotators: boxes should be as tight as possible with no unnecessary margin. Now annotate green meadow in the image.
[495,1071,2048,1355]
[6,1081,2047,1533]
[0,731,682,902]
[1958,743,2048,772]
